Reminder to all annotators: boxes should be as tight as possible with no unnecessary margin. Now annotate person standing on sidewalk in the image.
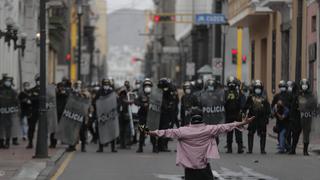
[298,79,318,156]
[146,107,255,180]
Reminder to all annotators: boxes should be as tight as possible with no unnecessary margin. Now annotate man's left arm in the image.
[149,128,181,139]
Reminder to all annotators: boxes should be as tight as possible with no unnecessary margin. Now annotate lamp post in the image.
[77,0,83,81]
[34,0,48,159]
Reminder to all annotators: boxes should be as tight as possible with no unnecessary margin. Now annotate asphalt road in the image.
[55,134,320,180]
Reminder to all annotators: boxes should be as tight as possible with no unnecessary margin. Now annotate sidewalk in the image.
[0,140,65,180]
[267,119,320,154]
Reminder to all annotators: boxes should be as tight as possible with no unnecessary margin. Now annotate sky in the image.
[106,0,154,14]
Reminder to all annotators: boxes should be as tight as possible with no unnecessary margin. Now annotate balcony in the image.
[228,0,272,26]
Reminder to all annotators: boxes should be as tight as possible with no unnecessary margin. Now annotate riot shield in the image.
[0,91,20,138]
[56,95,91,145]
[299,94,318,119]
[46,84,58,134]
[200,89,225,125]
[96,92,119,144]
[146,88,163,131]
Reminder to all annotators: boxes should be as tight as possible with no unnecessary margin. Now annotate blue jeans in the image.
[279,128,287,152]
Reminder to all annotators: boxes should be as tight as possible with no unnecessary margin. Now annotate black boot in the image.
[111,141,117,153]
[136,145,143,153]
[289,138,298,155]
[66,145,76,152]
[96,144,104,153]
[303,143,309,156]
[26,141,33,149]
[226,143,232,153]
[247,135,254,154]
[0,139,5,149]
[260,136,266,154]
[4,139,10,149]
[12,138,19,145]
[237,143,244,154]
[81,143,86,152]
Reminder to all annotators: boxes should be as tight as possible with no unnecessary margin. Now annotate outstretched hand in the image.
[241,114,255,125]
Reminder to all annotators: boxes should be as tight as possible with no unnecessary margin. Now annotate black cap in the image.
[190,107,203,124]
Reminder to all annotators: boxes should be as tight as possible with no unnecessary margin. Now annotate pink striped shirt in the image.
[153,122,242,169]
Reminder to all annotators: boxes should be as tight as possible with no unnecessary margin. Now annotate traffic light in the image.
[242,55,247,64]
[153,15,175,23]
[65,53,71,64]
[231,49,237,64]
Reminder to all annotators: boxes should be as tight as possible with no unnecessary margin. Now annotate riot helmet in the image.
[226,76,237,90]
[135,80,142,89]
[183,81,192,94]
[101,78,112,90]
[205,78,216,91]
[73,80,82,92]
[3,76,13,88]
[23,82,31,91]
[287,81,295,93]
[300,79,310,92]
[253,80,263,95]
[143,78,153,94]
[278,80,287,92]
[124,80,130,90]
[195,78,204,91]
[158,78,170,92]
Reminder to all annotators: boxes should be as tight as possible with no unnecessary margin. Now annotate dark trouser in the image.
[96,122,116,152]
[184,163,213,180]
[27,116,38,145]
[79,123,87,144]
[301,118,312,144]
[226,118,243,148]
[248,122,267,153]
[119,118,130,148]
[50,132,57,148]
[138,127,145,150]
[150,136,158,152]
[288,121,301,153]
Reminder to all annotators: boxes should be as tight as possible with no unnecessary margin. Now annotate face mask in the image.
[163,87,169,91]
[144,86,152,94]
[94,87,100,91]
[61,90,66,94]
[185,89,191,94]
[280,87,286,92]
[243,92,249,97]
[302,85,308,91]
[4,81,11,87]
[288,87,293,92]
[254,88,262,94]
[36,81,40,86]
[136,84,141,89]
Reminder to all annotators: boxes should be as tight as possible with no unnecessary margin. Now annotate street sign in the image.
[196,13,227,25]
[186,62,195,76]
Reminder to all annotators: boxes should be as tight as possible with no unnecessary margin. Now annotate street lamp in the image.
[77,0,83,81]
[14,33,27,56]
[221,22,229,85]
[34,0,48,159]
[0,18,18,47]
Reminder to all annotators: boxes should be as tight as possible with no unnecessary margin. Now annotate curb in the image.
[36,149,66,180]
[11,149,66,180]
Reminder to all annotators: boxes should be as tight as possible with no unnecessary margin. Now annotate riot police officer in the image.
[244,80,271,154]
[66,81,89,152]
[180,81,198,126]
[135,78,153,153]
[193,78,204,101]
[272,80,290,108]
[225,76,244,154]
[298,79,317,156]
[118,86,132,149]
[26,74,41,149]
[158,78,179,152]
[0,76,19,149]
[49,82,69,148]
[287,81,301,154]
[96,78,117,153]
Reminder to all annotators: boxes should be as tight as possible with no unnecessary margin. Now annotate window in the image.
[311,15,316,32]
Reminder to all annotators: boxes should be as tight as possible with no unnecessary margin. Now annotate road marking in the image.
[154,174,184,180]
[50,151,75,180]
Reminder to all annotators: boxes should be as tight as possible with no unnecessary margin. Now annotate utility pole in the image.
[35,0,48,158]
[295,0,303,82]
[77,0,83,81]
